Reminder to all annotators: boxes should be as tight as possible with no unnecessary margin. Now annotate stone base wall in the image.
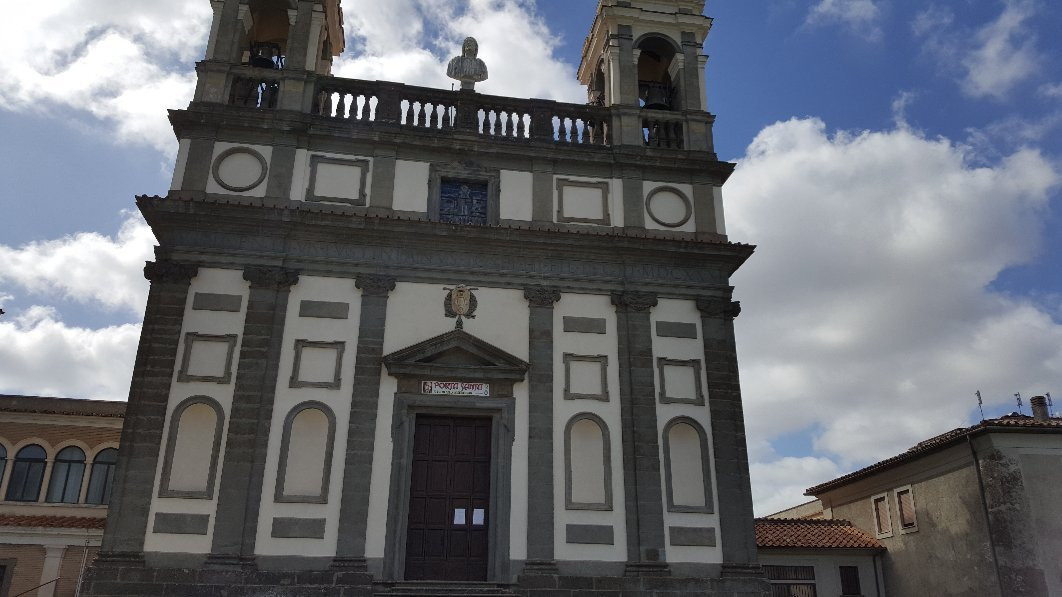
[80,563,769,597]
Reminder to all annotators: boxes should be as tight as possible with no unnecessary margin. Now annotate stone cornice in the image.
[355,274,397,296]
[143,260,199,284]
[524,286,561,307]
[243,266,300,289]
[611,291,658,312]
[696,298,741,319]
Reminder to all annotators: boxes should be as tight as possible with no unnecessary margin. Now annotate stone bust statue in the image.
[447,37,489,91]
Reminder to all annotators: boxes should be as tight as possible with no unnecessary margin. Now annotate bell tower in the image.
[578,0,714,150]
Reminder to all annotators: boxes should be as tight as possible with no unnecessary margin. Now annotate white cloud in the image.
[726,118,1062,511]
[806,0,883,40]
[914,0,1041,100]
[0,213,155,313]
[0,306,139,401]
[1040,83,1062,98]
[751,457,842,516]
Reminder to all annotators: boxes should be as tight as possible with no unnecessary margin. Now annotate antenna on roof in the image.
[976,391,985,421]
[1015,392,1024,415]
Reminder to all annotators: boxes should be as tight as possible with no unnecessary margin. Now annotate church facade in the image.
[83,1,766,595]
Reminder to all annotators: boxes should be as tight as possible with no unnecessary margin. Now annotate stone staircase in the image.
[373,580,516,596]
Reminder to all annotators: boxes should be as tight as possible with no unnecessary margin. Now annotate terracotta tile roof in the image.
[756,518,884,550]
[806,414,1062,495]
[0,515,106,530]
[0,395,125,418]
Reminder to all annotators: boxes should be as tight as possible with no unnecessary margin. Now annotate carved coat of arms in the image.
[444,285,478,329]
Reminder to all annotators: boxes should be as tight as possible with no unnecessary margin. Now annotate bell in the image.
[641,82,671,110]
[249,43,276,69]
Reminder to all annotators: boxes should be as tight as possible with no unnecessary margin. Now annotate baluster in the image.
[515,113,525,139]
[425,103,435,129]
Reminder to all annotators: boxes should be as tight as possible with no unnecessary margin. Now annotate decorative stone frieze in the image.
[143,260,198,284]
[523,286,561,307]
[243,266,300,289]
[354,273,397,296]
[610,291,658,312]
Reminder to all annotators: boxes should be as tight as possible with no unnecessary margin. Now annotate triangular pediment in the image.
[383,329,528,382]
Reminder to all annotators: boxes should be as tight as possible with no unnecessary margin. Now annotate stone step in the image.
[374,580,516,596]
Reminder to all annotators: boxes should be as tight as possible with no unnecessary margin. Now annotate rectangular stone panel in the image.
[563,316,607,334]
[656,321,698,339]
[192,292,243,312]
[271,517,327,539]
[299,300,350,319]
[566,523,614,545]
[669,525,716,547]
[153,513,210,535]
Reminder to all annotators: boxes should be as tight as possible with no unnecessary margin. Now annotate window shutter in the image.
[898,489,916,528]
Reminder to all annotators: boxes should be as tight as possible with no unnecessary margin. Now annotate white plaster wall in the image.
[712,185,727,235]
[649,298,721,564]
[255,275,362,557]
[393,160,430,213]
[553,177,623,228]
[553,294,627,562]
[170,138,191,191]
[500,170,533,221]
[204,142,274,198]
[289,149,374,204]
[365,284,531,561]
[145,268,249,554]
[643,181,696,233]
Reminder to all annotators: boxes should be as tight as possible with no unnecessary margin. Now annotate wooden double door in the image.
[404,415,492,581]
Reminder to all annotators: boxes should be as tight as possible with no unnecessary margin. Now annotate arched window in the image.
[159,397,225,499]
[86,448,119,505]
[46,446,86,503]
[663,417,714,513]
[275,402,336,503]
[564,413,613,510]
[6,444,48,502]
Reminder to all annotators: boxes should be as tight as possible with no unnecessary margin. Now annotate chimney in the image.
[1030,395,1049,421]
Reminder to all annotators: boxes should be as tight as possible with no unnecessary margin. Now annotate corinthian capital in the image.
[143,260,198,284]
[355,274,397,296]
[696,298,741,319]
[243,266,300,290]
[610,291,658,313]
[523,286,561,307]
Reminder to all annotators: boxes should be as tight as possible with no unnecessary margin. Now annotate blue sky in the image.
[0,0,1059,513]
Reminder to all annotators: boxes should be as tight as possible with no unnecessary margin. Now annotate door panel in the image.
[405,415,492,581]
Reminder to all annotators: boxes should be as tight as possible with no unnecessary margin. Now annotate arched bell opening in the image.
[243,0,291,69]
[636,35,679,111]
[587,59,607,106]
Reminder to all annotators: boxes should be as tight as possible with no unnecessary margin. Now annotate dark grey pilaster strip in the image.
[612,292,667,571]
[531,160,554,223]
[697,298,758,568]
[617,25,638,105]
[208,266,299,566]
[265,144,297,199]
[369,147,397,214]
[212,0,245,63]
[332,274,397,570]
[523,287,561,571]
[181,138,216,192]
[680,32,704,111]
[693,184,719,240]
[566,524,615,545]
[621,175,645,230]
[99,261,198,558]
[153,513,210,536]
[284,1,315,71]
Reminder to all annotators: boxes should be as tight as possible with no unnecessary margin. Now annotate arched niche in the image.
[635,34,680,111]
[564,413,613,511]
[663,417,714,513]
[159,396,225,499]
[275,401,336,503]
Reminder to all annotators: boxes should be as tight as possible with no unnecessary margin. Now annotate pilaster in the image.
[332,274,397,569]
[99,260,198,558]
[208,265,300,567]
[523,286,562,573]
[612,291,669,576]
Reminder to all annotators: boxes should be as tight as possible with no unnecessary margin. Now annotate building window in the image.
[897,487,917,530]
[564,413,613,511]
[439,178,489,225]
[86,448,119,505]
[275,402,336,504]
[839,565,862,596]
[6,444,47,502]
[159,396,225,499]
[764,565,817,597]
[46,446,86,503]
[872,493,893,537]
[662,417,714,513]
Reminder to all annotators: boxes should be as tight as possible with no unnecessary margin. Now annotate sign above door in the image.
[421,380,490,397]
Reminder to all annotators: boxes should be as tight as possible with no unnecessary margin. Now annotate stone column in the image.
[99,260,198,561]
[612,291,669,576]
[208,266,300,567]
[522,286,561,573]
[696,298,759,574]
[333,274,397,570]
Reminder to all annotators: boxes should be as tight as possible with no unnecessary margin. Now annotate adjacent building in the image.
[755,518,884,597]
[81,0,768,595]
[0,395,123,597]
[774,397,1061,597]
